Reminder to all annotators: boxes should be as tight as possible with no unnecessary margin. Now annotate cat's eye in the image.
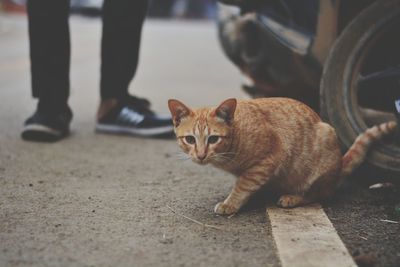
[184,135,196,145]
[208,135,220,144]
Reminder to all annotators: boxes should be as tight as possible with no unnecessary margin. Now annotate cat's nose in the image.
[197,153,207,161]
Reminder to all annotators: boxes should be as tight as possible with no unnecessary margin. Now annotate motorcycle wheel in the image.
[320,0,400,174]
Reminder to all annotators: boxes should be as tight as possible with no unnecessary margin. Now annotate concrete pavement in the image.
[0,14,279,267]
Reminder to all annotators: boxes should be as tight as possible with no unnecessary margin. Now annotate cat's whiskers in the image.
[174,152,191,161]
[215,152,237,157]
[210,153,238,165]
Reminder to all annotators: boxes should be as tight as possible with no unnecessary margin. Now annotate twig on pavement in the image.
[227,213,236,219]
[380,219,399,224]
[358,235,368,241]
[166,205,223,230]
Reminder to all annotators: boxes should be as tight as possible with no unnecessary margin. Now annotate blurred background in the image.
[0,0,218,19]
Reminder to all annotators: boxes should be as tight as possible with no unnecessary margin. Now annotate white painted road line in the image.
[267,204,357,267]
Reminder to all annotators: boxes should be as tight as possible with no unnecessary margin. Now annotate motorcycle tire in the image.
[320,0,400,174]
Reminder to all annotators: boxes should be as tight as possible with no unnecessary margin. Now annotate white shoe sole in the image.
[23,124,63,137]
[95,124,174,136]
[22,123,66,142]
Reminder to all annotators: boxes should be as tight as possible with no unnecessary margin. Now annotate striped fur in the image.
[341,121,397,177]
[168,98,396,215]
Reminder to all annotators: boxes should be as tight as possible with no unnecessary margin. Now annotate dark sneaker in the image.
[96,97,174,137]
[21,106,73,142]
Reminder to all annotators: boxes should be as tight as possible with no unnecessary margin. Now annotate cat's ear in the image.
[168,99,193,127]
[213,98,237,124]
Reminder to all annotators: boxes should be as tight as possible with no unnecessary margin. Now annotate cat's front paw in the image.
[214,202,239,215]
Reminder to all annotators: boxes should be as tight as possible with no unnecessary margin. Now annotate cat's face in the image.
[168,99,237,165]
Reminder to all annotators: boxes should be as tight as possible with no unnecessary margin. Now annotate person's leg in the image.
[100,0,148,101]
[22,0,72,142]
[28,0,71,112]
[96,0,173,137]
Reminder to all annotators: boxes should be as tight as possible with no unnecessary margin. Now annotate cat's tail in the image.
[341,121,397,177]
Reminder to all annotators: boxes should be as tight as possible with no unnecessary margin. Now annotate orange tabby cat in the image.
[168,98,396,215]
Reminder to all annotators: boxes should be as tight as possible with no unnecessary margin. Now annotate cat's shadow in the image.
[239,188,280,213]
[240,182,353,212]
